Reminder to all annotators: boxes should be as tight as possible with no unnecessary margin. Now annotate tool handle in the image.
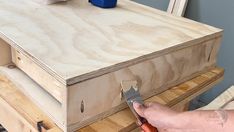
[141,122,158,132]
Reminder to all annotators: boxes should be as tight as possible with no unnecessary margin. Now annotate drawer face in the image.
[11,48,64,103]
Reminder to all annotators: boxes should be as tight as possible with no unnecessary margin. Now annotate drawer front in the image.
[11,48,64,103]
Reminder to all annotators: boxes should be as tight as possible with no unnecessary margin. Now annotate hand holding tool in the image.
[121,80,158,132]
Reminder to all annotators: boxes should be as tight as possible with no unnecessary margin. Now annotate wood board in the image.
[0,0,223,131]
[0,0,222,85]
[80,67,224,132]
[0,67,224,132]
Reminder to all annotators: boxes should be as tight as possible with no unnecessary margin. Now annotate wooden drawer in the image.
[0,71,61,132]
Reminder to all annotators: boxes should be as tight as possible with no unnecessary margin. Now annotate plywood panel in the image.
[80,67,224,132]
[0,67,224,132]
[0,0,222,85]
[67,34,221,130]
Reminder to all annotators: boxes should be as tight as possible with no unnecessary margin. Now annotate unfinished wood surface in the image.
[3,36,222,131]
[0,72,59,132]
[11,48,64,103]
[0,66,64,130]
[67,37,221,130]
[167,0,188,16]
[201,86,234,110]
[0,0,222,85]
[0,38,11,66]
[80,67,224,132]
[0,67,224,132]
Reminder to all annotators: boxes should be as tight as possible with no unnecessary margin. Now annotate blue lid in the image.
[89,0,117,8]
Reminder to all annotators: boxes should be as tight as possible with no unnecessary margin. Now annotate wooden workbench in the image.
[0,67,224,132]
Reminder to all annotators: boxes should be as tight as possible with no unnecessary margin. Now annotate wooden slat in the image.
[0,73,61,132]
[80,67,224,132]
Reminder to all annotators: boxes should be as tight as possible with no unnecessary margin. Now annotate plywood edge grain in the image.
[0,32,67,85]
[79,67,224,132]
[67,35,223,85]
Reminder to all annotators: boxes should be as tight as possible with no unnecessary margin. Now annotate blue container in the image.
[89,0,118,8]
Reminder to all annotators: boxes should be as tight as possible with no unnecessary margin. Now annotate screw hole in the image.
[7,64,16,69]
[80,100,84,113]
[17,57,21,61]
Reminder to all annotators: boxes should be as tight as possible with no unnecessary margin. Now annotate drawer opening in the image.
[0,65,64,129]
[0,39,65,129]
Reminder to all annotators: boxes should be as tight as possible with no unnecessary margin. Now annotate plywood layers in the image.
[80,67,224,132]
[67,37,221,131]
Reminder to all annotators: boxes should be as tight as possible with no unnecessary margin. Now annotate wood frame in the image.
[0,0,221,131]
[0,67,224,132]
[167,0,188,16]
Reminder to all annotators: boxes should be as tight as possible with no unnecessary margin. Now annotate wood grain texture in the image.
[0,0,222,85]
[0,38,11,66]
[11,48,64,103]
[0,72,59,132]
[67,37,221,130]
[0,67,224,132]
[0,66,65,130]
[80,67,224,132]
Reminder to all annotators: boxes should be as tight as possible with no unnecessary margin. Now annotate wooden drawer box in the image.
[0,0,222,131]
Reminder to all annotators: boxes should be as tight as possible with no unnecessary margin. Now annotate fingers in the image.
[133,102,146,117]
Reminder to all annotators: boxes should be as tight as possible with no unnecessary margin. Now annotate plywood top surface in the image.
[0,0,222,85]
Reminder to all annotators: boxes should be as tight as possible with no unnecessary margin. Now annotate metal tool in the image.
[121,80,158,132]
[89,0,117,8]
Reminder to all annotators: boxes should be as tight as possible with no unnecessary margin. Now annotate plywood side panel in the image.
[0,38,11,66]
[67,37,221,129]
[80,67,224,132]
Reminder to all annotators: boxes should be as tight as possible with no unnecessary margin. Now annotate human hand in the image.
[133,102,180,130]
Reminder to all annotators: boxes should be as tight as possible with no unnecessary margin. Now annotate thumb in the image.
[133,102,146,118]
